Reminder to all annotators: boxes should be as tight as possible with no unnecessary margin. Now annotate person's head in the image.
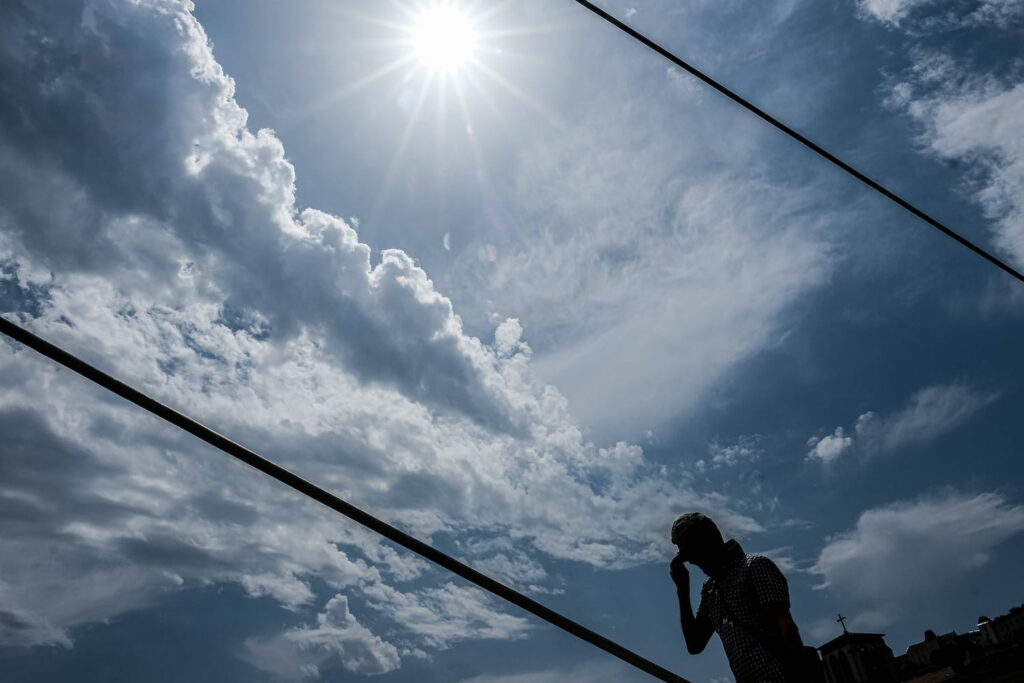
[670,512,725,573]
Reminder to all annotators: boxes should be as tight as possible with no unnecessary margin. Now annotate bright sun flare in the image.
[411,4,478,72]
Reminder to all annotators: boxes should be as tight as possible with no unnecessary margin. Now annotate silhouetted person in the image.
[670,512,806,682]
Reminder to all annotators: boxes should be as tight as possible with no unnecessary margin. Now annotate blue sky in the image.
[1,0,1023,681]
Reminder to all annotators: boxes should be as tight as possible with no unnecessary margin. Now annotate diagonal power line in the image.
[571,0,1024,285]
[0,316,690,683]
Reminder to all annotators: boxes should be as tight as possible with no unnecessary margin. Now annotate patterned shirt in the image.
[695,540,791,683]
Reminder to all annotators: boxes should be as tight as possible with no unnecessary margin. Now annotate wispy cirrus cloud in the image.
[453,63,837,440]
[806,382,997,463]
[868,0,1024,272]
[854,382,999,453]
[896,71,1024,269]
[858,0,1024,27]
[810,490,1024,603]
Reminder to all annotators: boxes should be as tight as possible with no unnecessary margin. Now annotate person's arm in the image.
[670,553,714,654]
[748,556,803,652]
[763,604,803,649]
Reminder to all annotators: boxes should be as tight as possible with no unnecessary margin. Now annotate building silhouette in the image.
[819,631,898,683]
[818,604,1024,683]
[977,606,1024,649]
[902,629,964,671]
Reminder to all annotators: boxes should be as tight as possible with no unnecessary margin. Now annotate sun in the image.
[411,4,478,73]
[322,1,548,217]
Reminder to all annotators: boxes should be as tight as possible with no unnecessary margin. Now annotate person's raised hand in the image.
[670,552,689,588]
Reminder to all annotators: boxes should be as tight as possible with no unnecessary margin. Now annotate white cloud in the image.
[858,0,932,24]
[460,540,560,594]
[710,435,763,468]
[288,594,401,674]
[244,594,401,680]
[805,382,997,463]
[915,80,1024,268]
[806,427,854,463]
[858,0,1024,26]
[810,491,1024,602]
[0,579,71,649]
[478,143,832,440]
[444,28,838,441]
[855,383,998,453]
[877,15,1024,270]
[362,582,532,650]
[697,435,764,472]
[0,0,763,662]
[494,317,527,357]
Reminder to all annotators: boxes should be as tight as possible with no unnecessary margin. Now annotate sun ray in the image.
[470,58,561,128]
[451,77,493,202]
[370,71,437,218]
[279,54,418,129]
[460,63,513,131]
[451,78,481,164]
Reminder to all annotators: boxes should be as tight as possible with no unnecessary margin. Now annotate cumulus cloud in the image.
[494,317,527,357]
[805,382,996,463]
[805,427,854,463]
[710,435,763,468]
[0,0,519,434]
[244,594,401,680]
[457,538,560,594]
[0,0,761,664]
[362,582,532,650]
[810,490,1024,602]
[696,435,764,472]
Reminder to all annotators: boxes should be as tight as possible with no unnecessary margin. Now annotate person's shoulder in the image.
[743,554,790,606]
[745,553,780,568]
[743,553,786,576]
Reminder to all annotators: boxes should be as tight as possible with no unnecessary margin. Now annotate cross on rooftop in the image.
[837,613,849,634]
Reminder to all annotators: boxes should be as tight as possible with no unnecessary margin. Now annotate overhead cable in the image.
[0,316,690,683]
[571,0,1024,285]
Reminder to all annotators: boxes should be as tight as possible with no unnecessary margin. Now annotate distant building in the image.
[977,605,1024,648]
[894,604,1024,682]
[818,632,898,683]
[900,630,965,671]
[817,603,1024,683]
